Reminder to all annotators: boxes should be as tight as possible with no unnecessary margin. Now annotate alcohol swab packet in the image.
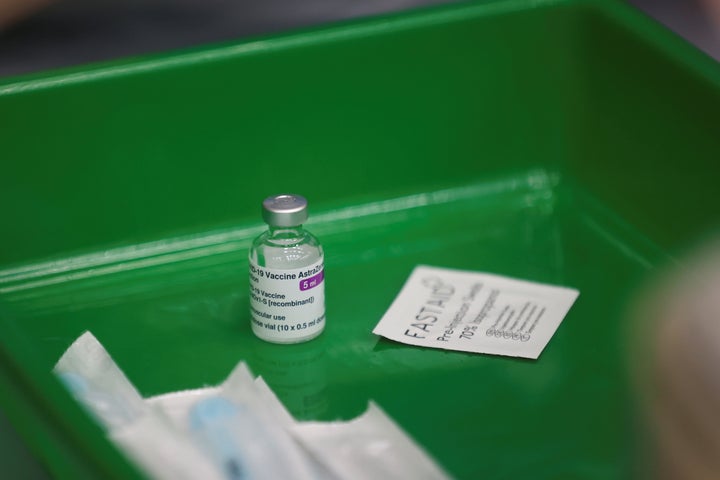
[373,265,579,359]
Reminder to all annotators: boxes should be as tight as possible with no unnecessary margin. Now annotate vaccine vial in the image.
[248,194,325,343]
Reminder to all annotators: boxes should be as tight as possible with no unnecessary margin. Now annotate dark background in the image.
[0,0,719,79]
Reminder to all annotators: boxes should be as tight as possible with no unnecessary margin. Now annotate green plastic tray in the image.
[1,0,719,478]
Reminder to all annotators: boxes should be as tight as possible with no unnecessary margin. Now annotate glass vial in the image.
[248,194,325,343]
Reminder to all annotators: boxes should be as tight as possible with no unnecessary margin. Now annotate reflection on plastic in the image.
[252,340,328,421]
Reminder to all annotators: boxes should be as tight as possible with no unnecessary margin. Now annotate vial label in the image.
[249,258,325,342]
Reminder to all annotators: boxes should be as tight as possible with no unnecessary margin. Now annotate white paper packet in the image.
[291,402,452,480]
[146,387,220,433]
[54,331,224,480]
[110,413,225,480]
[167,363,324,480]
[54,331,147,429]
[373,265,579,359]
[55,333,452,480]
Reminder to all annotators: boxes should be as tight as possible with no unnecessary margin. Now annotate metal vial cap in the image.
[262,194,308,227]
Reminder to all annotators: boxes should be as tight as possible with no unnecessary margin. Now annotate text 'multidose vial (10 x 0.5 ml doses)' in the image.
[248,194,325,343]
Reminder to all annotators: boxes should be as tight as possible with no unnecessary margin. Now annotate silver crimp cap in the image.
[262,194,309,227]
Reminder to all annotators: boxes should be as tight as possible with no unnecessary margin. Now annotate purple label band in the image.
[299,270,324,291]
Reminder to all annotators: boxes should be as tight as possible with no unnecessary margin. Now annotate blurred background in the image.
[0,0,719,79]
